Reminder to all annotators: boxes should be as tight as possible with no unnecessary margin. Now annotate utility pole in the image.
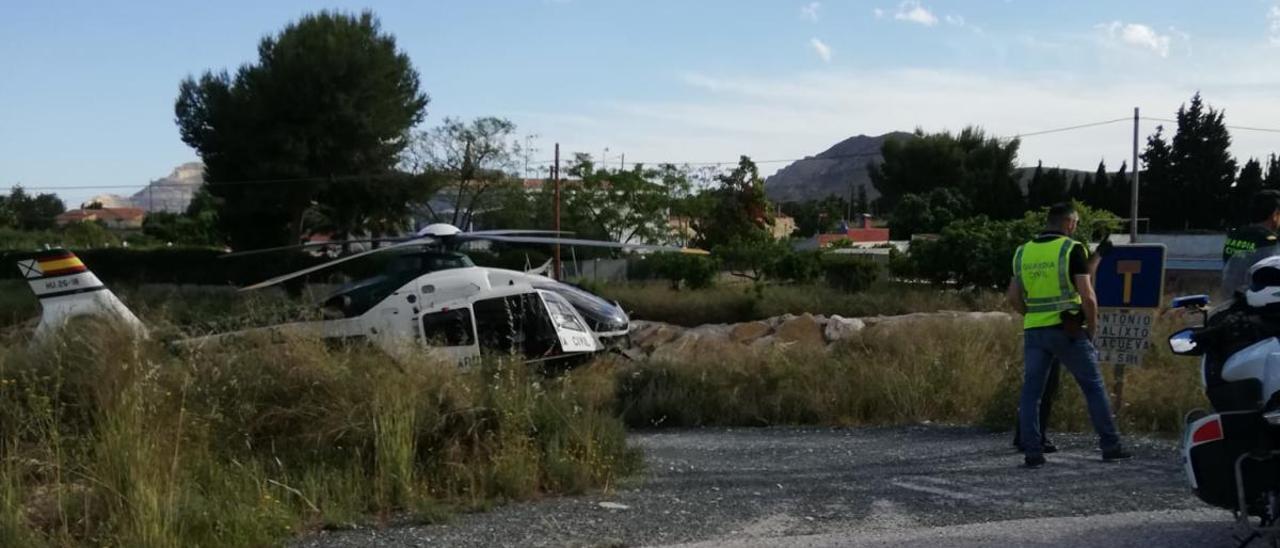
[1130,107,1140,242]
[1115,106,1142,418]
[620,153,625,171]
[553,143,562,280]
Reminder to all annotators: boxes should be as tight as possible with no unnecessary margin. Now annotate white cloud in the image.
[894,1,938,27]
[1097,21,1172,57]
[1269,5,1280,45]
[800,2,821,22]
[944,14,965,27]
[872,8,886,19]
[809,38,832,62]
[519,62,1280,180]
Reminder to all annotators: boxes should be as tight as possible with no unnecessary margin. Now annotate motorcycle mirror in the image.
[1168,328,1201,355]
[1170,294,1210,309]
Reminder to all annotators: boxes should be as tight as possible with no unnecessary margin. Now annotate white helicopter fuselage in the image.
[184,266,603,366]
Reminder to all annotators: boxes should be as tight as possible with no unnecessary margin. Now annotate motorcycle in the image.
[1169,292,1280,542]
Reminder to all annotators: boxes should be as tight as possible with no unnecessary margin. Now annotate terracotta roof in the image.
[56,207,146,222]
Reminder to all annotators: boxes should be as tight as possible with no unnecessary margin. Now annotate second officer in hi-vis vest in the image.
[1006,202,1131,468]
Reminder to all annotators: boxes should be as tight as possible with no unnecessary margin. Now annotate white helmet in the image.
[1246,255,1280,308]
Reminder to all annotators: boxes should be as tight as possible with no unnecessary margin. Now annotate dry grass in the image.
[0,320,638,546]
[598,281,1006,326]
[615,314,1207,437]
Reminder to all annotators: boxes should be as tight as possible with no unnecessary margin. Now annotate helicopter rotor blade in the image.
[457,234,709,254]
[460,229,575,236]
[238,237,435,292]
[220,238,415,259]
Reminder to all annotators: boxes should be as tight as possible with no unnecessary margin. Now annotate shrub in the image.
[765,250,822,284]
[639,252,718,290]
[904,202,1120,289]
[713,235,789,281]
[821,254,880,292]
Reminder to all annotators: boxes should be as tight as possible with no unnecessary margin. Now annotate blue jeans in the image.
[1019,328,1121,457]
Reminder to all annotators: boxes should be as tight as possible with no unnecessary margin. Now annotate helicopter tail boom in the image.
[16,249,146,339]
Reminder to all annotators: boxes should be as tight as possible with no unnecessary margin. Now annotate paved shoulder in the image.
[298,426,1239,548]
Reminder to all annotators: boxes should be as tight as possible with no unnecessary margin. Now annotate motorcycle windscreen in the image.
[538,290,600,353]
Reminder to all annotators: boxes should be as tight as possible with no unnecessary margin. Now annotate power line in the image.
[1141,116,1280,134]
[6,115,1181,195]
[1010,117,1130,138]
[531,117,1137,166]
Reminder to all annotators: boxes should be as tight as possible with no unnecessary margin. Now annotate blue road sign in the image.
[1095,244,1166,309]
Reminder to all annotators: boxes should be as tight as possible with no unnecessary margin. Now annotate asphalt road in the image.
[299,425,1248,548]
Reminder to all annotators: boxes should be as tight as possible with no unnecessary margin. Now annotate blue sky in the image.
[3,0,1280,206]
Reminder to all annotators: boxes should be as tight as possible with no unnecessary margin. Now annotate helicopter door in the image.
[418,306,481,367]
[537,290,600,353]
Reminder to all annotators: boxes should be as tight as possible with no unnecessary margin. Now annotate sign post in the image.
[1092,244,1166,415]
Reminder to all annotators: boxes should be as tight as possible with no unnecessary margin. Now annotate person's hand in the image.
[1096,233,1114,257]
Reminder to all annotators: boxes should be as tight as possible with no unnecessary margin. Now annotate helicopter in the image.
[14,223,702,367]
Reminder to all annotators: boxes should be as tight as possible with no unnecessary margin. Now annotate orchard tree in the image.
[175,11,430,250]
[562,157,687,245]
[695,156,773,248]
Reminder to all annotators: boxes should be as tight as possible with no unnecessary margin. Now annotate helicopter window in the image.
[542,293,588,332]
[472,294,557,357]
[420,308,475,347]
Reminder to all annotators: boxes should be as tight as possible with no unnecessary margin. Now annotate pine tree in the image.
[1026,161,1045,207]
[1079,172,1095,206]
[1141,127,1175,229]
[1111,161,1129,220]
[1091,161,1109,211]
[1234,159,1265,226]
[855,184,870,216]
[1265,154,1280,191]
[1067,174,1082,202]
[1169,93,1237,229]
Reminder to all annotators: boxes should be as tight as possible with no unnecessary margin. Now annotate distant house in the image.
[815,215,890,247]
[55,207,146,230]
[771,214,797,240]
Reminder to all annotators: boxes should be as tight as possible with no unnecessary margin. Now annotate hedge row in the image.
[0,248,330,286]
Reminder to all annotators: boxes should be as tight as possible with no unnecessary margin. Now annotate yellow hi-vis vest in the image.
[1013,236,1084,330]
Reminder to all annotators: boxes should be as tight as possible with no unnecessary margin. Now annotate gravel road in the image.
[298,425,1247,547]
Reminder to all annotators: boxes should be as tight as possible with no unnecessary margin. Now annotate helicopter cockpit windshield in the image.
[323,251,475,318]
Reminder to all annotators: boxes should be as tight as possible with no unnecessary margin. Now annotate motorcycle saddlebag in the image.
[1186,412,1280,512]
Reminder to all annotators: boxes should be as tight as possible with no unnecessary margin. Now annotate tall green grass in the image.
[0,321,638,546]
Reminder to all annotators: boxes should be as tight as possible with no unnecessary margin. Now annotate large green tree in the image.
[1141,93,1237,230]
[869,127,1023,228]
[1,186,65,231]
[175,11,429,250]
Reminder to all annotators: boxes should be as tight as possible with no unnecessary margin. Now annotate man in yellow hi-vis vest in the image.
[1006,202,1130,468]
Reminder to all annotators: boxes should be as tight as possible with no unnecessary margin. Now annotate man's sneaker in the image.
[1023,454,1046,468]
[1102,448,1132,462]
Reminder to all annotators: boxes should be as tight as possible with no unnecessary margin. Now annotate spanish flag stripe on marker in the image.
[38,257,86,277]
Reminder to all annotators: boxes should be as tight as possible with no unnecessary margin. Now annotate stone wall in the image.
[627,311,1013,361]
